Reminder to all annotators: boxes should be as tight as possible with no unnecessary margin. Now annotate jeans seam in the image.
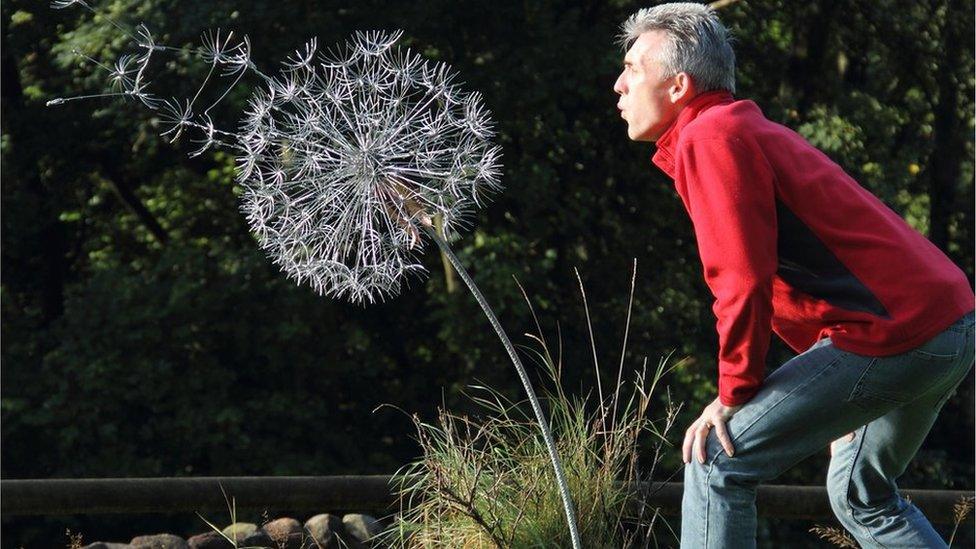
[846,357,878,402]
[703,462,711,549]
[843,423,885,547]
[910,349,959,360]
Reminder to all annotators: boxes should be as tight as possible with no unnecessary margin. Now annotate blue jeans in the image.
[680,310,975,548]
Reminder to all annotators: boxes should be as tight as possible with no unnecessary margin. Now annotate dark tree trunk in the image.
[783,3,839,114]
[928,0,965,251]
[1,19,68,325]
[96,160,171,245]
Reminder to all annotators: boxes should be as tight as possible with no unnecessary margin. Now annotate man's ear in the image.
[669,72,696,103]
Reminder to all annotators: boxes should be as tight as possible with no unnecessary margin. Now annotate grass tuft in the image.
[378,264,684,548]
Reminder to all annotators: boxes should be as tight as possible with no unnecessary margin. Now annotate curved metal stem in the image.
[423,226,581,549]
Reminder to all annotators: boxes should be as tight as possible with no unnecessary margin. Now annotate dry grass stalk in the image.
[64,528,84,549]
[948,495,975,547]
[809,524,859,548]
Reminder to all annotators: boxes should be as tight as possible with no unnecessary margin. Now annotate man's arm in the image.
[676,136,778,407]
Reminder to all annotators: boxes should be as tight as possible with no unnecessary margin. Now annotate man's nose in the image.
[613,73,625,95]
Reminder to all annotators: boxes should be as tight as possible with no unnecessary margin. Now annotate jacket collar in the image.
[651,89,735,179]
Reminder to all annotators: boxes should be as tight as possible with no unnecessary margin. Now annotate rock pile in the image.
[78,512,389,549]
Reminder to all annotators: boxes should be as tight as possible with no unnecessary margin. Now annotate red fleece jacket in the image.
[652,90,975,407]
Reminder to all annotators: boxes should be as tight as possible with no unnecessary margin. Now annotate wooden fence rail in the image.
[1,477,972,524]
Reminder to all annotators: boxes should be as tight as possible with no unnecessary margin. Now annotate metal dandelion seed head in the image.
[236,30,503,304]
[46,4,502,305]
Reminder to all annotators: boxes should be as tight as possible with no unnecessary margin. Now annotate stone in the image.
[80,543,133,549]
[241,529,274,548]
[261,517,304,549]
[186,531,232,549]
[304,513,343,548]
[221,522,257,545]
[129,534,189,549]
[341,514,383,546]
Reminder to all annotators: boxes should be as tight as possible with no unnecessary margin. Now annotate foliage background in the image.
[2,0,973,547]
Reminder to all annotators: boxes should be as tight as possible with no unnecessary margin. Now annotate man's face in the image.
[613,31,684,142]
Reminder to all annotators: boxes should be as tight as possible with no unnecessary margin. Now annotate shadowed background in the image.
[2,0,973,546]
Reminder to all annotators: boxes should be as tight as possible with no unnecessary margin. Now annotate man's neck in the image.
[651,89,735,178]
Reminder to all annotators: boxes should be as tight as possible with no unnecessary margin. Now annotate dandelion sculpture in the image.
[48,2,582,546]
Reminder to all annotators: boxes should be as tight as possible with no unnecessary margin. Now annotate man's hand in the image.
[682,396,743,464]
[828,431,856,457]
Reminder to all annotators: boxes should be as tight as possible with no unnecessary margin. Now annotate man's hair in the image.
[618,2,736,93]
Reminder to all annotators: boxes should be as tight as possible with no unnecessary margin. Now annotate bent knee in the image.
[684,453,762,491]
[828,487,908,529]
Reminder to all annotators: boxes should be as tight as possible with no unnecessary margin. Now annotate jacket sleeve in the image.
[674,137,778,407]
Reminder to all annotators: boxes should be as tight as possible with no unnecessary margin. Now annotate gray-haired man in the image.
[613,3,975,547]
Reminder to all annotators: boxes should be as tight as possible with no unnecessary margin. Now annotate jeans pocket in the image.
[908,325,964,361]
[848,328,967,410]
[849,357,942,410]
[933,328,976,409]
[847,357,909,411]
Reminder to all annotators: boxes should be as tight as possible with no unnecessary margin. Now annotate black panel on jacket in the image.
[775,200,891,318]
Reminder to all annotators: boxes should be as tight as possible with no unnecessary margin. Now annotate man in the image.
[613,3,975,548]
